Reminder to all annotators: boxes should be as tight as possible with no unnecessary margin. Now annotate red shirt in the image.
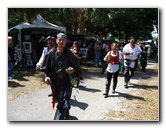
[109,52,119,63]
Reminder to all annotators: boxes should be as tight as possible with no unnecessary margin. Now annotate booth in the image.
[8,14,66,68]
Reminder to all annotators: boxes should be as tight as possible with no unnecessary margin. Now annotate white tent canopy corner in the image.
[8,14,66,33]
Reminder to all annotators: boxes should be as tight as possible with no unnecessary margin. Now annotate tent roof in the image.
[32,14,66,32]
[8,14,66,33]
[8,22,36,32]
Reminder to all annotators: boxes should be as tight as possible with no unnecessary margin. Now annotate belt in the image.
[55,74,69,79]
[125,59,137,62]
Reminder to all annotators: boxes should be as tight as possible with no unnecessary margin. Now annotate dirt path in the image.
[8,60,158,121]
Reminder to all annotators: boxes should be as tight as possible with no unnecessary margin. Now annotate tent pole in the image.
[19,29,22,61]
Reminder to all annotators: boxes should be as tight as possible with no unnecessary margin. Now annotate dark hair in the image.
[130,36,135,40]
[72,41,80,51]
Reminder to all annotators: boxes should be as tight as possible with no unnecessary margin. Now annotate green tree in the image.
[8,8,158,41]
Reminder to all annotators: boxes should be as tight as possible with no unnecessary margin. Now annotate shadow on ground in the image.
[108,91,145,101]
[8,81,26,88]
[127,83,158,90]
[70,98,88,110]
[78,84,101,93]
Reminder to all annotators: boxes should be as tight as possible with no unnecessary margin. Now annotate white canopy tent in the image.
[8,22,36,33]
[32,14,66,33]
[8,14,66,33]
[8,14,66,64]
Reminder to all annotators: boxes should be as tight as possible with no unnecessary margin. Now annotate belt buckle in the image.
[58,74,63,78]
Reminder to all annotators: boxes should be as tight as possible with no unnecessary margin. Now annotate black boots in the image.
[103,81,110,98]
[112,81,117,93]
[54,109,69,120]
[103,81,117,98]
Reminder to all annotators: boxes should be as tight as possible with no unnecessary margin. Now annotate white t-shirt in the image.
[36,47,50,67]
[123,43,142,68]
[104,51,122,73]
[102,43,107,51]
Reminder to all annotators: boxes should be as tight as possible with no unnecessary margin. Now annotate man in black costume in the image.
[44,33,81,120]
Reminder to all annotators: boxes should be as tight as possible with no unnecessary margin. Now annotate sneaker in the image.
[8,76,12,80]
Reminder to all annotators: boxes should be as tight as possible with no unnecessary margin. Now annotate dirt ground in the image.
[8,60,159,120]
[106,62,159,121]
[8,69,48,101]
[8,62,100,101]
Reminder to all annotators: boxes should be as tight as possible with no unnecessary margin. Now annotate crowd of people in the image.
[8,32,158,120]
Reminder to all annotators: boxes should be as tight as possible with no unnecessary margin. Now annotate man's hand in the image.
[44,77,52,84]
[130,52,134,55]
[66,67,75,74]
[36,66,40,71]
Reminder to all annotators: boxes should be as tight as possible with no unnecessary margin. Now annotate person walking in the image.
[94,42,101,67]
[101,43,111,74]
[70,41,83,80]
[122,37,142,88]
[36,36,55,97]
[118,42,125,73]
[140,42,148,72]
[70,41,82,63]
[8,36,15,80]
[36,36,55,70]
[44,33,81,120]
[103,42,122,98]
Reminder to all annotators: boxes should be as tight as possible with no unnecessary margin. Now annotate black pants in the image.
[101,62,108,74]
[105,70,119,92]
[124,66,135,84]
[140,59,147,71]
[52,78,72,120]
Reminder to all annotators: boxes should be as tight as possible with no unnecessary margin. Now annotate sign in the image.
[80,48,88,59]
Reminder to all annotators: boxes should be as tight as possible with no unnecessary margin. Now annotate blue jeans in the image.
[8,62,13,77]
[94,51,101,66]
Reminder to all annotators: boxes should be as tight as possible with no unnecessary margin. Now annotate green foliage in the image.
[8,8,158,41]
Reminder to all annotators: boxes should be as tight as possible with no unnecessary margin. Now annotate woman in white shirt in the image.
[103,42,122,98]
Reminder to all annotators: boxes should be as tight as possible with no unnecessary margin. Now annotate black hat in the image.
[44,36,55,42]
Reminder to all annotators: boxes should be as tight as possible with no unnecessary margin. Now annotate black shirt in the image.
[8,46,14,62]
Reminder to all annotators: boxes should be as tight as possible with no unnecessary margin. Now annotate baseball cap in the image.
[57,33,66,39]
